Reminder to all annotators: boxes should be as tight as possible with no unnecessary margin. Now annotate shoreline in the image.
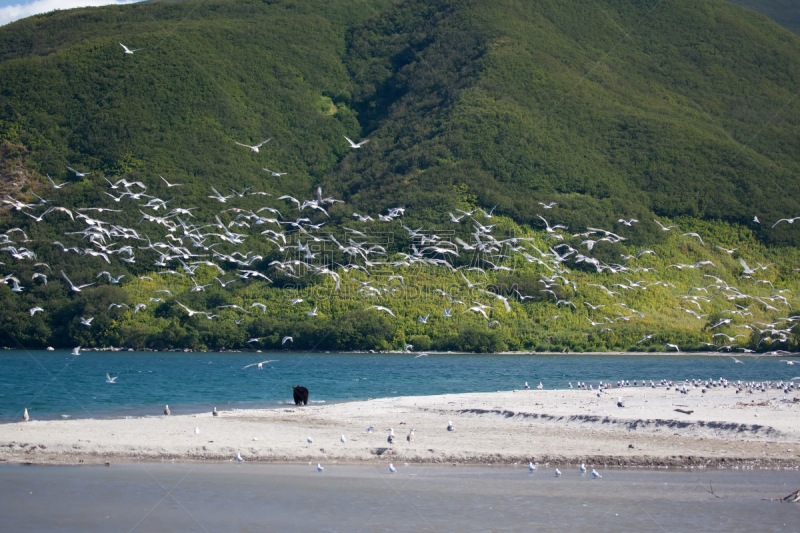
[2,348,798,357]
[2,388,799,469]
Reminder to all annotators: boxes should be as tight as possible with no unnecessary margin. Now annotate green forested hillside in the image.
[727,0,800,35]
[0,0,799,352]
[2,0,799,242]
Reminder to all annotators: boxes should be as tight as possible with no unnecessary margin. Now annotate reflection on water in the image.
[2,351,798,422]
[0,464,798,532]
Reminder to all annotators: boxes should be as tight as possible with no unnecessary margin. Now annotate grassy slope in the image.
[0,0,799,350]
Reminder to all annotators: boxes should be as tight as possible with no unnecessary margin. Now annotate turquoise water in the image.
[1,464,798,532]
[1,351,797,422]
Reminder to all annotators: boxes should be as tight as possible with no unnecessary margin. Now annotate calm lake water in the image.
[1,463,798,532]
[1,351,797,422]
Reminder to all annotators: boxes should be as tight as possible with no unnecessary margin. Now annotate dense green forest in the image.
[727,0,800,35]
[0,0,799,352]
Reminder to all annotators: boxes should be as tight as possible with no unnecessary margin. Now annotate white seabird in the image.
[344,135,369,149]
[235,138,271,153]
[389,464,397,473]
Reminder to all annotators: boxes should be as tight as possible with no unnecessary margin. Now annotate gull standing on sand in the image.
[307,436,314,444]
[617,397,624,408]
[317,463,325,472]
[341,435,346,445]
[237,453,244,462]
[591,469,602,478]
[525,382,530,389]
[387,428,395,448]
[164,405,170,416]
[447,421,455,431]
[389,464,397,473]
[366,425,374,433]
[213,407,218,417]
[407,429,415,445]
[23,408,29,421]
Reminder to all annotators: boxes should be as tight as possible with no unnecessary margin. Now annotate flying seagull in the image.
[105,373,118,383]
[242,360,278,370]
[344,135,369,148]
[61,270,94,292]
[367,305,395,317]
[159,175,182,187]
[119,43,142,54]
[46,175,70,189]
[66,166,92,178]
[263,168,287,176]
[235,138,271,153]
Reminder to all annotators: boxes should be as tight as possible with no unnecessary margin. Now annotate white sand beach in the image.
[2,387,799,468]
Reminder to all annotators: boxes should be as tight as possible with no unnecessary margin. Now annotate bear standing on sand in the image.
[293,385,309,406]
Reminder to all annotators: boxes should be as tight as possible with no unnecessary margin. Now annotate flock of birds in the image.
[1,42,800,357]
[566,376,800,396]
[224,415,604,476]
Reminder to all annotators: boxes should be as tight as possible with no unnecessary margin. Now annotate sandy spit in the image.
[2,387,800,469]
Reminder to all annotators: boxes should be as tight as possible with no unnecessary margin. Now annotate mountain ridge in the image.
[0,0,799,351]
